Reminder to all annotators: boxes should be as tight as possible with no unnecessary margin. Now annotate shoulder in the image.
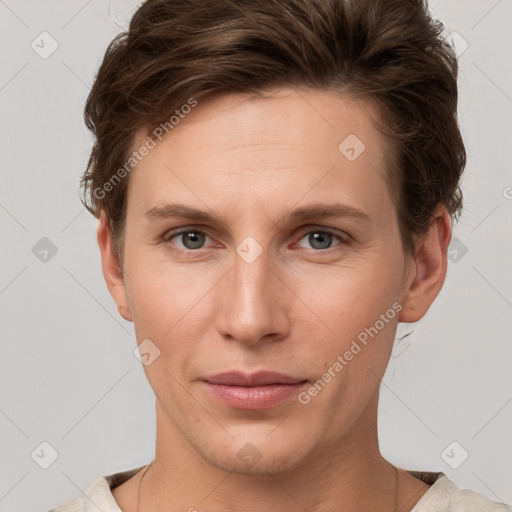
[408,471,512,512]
[451,486,512,512]
[47,496,85,512]
[47,465,147,512]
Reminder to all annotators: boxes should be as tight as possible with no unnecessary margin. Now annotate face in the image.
[102,88,435,475]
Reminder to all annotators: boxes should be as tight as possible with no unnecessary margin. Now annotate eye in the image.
[295,229,349,251]
[162,227,350,253]
[164,228,213,251]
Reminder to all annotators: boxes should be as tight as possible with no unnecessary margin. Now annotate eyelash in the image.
[162,226,350,254]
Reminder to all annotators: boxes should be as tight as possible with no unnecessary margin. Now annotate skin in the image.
[98,87,451,511]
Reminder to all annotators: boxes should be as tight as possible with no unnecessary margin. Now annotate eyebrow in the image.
[144,202,371,225]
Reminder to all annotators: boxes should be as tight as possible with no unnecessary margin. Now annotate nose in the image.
[215,244,291,346]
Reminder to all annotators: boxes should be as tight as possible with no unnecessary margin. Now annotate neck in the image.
[141,392,400,512]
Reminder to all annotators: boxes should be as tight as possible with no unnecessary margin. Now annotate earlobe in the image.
[398,206,452,323]
[96,210,133,322]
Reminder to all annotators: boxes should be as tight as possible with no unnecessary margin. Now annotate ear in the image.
[398,206,452,323]
[96,210,133,322]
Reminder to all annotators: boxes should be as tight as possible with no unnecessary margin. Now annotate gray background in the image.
[1,0,511,510]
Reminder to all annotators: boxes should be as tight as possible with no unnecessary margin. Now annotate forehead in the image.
[126,87,395,224]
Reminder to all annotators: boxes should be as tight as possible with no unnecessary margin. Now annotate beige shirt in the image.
[48,466,511,512]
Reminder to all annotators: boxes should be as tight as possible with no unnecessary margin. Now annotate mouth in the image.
[201,371,309,410]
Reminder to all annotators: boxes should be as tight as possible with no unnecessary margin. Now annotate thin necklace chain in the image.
[137,462,152,512]
[137,461,399,512]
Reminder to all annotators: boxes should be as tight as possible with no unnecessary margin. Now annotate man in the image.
[50,0,511,510]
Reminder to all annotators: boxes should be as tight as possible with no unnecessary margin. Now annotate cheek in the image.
[123,250,218,365]
[288,255,402,339]
[291,257,402,394]
[125,267,207,406]
[295,276,400,429]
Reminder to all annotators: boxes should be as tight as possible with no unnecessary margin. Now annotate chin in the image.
[205,445,311,476]
[191,424,320,476]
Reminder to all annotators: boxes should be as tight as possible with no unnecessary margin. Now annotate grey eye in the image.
[298,231,339,250]
[172,230,208,250]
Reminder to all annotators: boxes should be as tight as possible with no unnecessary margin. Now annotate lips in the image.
[201,371,308,410]
[202,371,307,386]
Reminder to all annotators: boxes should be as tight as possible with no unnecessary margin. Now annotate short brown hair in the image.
[81,0,466,264]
